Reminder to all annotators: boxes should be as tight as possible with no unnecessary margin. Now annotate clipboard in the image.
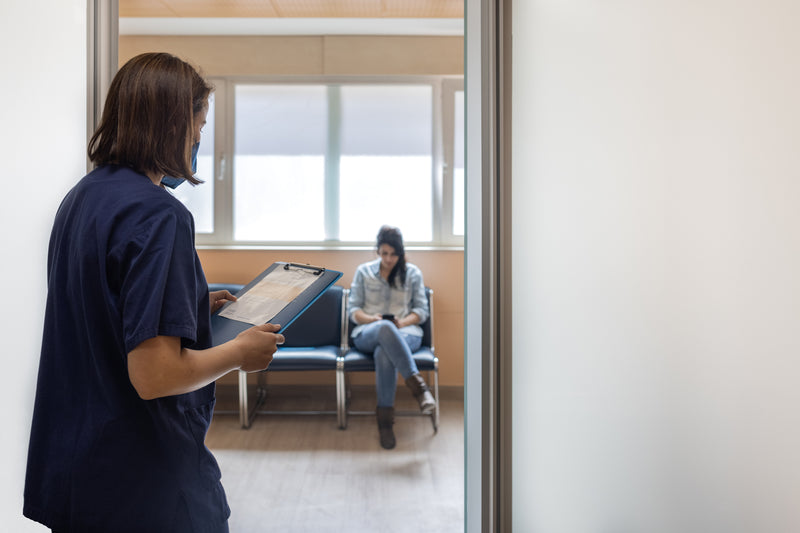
[210,262,343,346]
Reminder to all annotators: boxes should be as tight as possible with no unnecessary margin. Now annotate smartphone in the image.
[382,314,395,321]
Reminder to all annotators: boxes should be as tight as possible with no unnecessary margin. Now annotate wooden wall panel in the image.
[323,36,463,75]
[119,36,325,75]
[119,35,463,76]
[120,0,176,18]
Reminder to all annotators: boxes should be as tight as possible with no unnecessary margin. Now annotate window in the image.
[234,85,327,242]
[444,81,465,237]
[183,77,463,248]
[171,91,215,234]
[338,85,433,242]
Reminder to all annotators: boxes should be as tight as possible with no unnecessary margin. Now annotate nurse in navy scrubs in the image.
[23,52,283,533]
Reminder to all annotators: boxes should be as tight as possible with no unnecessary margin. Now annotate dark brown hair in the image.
[377,225,407,288]
[88,52,213,184]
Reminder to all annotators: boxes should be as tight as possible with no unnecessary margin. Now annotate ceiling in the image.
[119,0,464,19]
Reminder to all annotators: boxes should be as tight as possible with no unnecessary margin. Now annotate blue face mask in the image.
[161,141,199,189]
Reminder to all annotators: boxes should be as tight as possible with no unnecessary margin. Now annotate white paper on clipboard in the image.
[218,267,318,326]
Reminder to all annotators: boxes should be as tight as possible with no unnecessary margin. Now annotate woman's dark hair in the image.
[377,225,407,288]
[88,52,213,185]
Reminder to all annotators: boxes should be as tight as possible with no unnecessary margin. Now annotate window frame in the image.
[442,78,466,241]
[194,75,464,249]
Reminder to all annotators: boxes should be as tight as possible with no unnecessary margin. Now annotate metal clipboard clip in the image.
[283,262,326,275]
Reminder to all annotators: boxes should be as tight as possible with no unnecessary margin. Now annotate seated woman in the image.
[348,225,436,449]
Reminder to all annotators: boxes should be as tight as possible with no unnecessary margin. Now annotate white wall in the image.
[513,1,800,531]
[0,1,87,530]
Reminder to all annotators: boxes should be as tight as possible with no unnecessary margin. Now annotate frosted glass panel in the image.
[234,85,326,241]
[171,93,215,234]
[339,85,433,241]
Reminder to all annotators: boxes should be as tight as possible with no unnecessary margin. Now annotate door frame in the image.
[464,0,512,531]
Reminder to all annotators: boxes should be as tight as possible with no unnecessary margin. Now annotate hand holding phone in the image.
[381,314,395,321]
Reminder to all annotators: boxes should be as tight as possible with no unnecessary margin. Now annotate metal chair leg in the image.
[336,360,346,429]
[432,362,440,433]
[238,369,251,429]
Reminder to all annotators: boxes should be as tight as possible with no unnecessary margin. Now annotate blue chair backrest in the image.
[281,285,343,348]
[420,287,433,348]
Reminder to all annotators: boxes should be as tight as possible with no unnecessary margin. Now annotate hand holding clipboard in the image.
[210,262,342,346]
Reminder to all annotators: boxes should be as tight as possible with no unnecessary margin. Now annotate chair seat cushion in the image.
[341,350,374,371]
[342,348,437,372]
[411,348,437,370]
[269,346,340,371]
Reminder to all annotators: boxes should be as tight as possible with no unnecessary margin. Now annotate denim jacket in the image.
[348,258,428,338]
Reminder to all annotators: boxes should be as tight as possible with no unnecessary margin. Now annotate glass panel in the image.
[453,90,465,236]
[339,85,433,242]
[233,85,327,241]
[171,92,215,234]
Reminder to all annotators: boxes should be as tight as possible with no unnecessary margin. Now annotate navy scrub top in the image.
[24,165,230,533]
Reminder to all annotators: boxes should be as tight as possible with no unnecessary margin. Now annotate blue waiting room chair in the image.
[209,283,345,429]
[338,287,439,433]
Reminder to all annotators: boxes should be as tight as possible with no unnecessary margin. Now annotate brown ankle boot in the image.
[376,406,396,449]
[405,373,435,414]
